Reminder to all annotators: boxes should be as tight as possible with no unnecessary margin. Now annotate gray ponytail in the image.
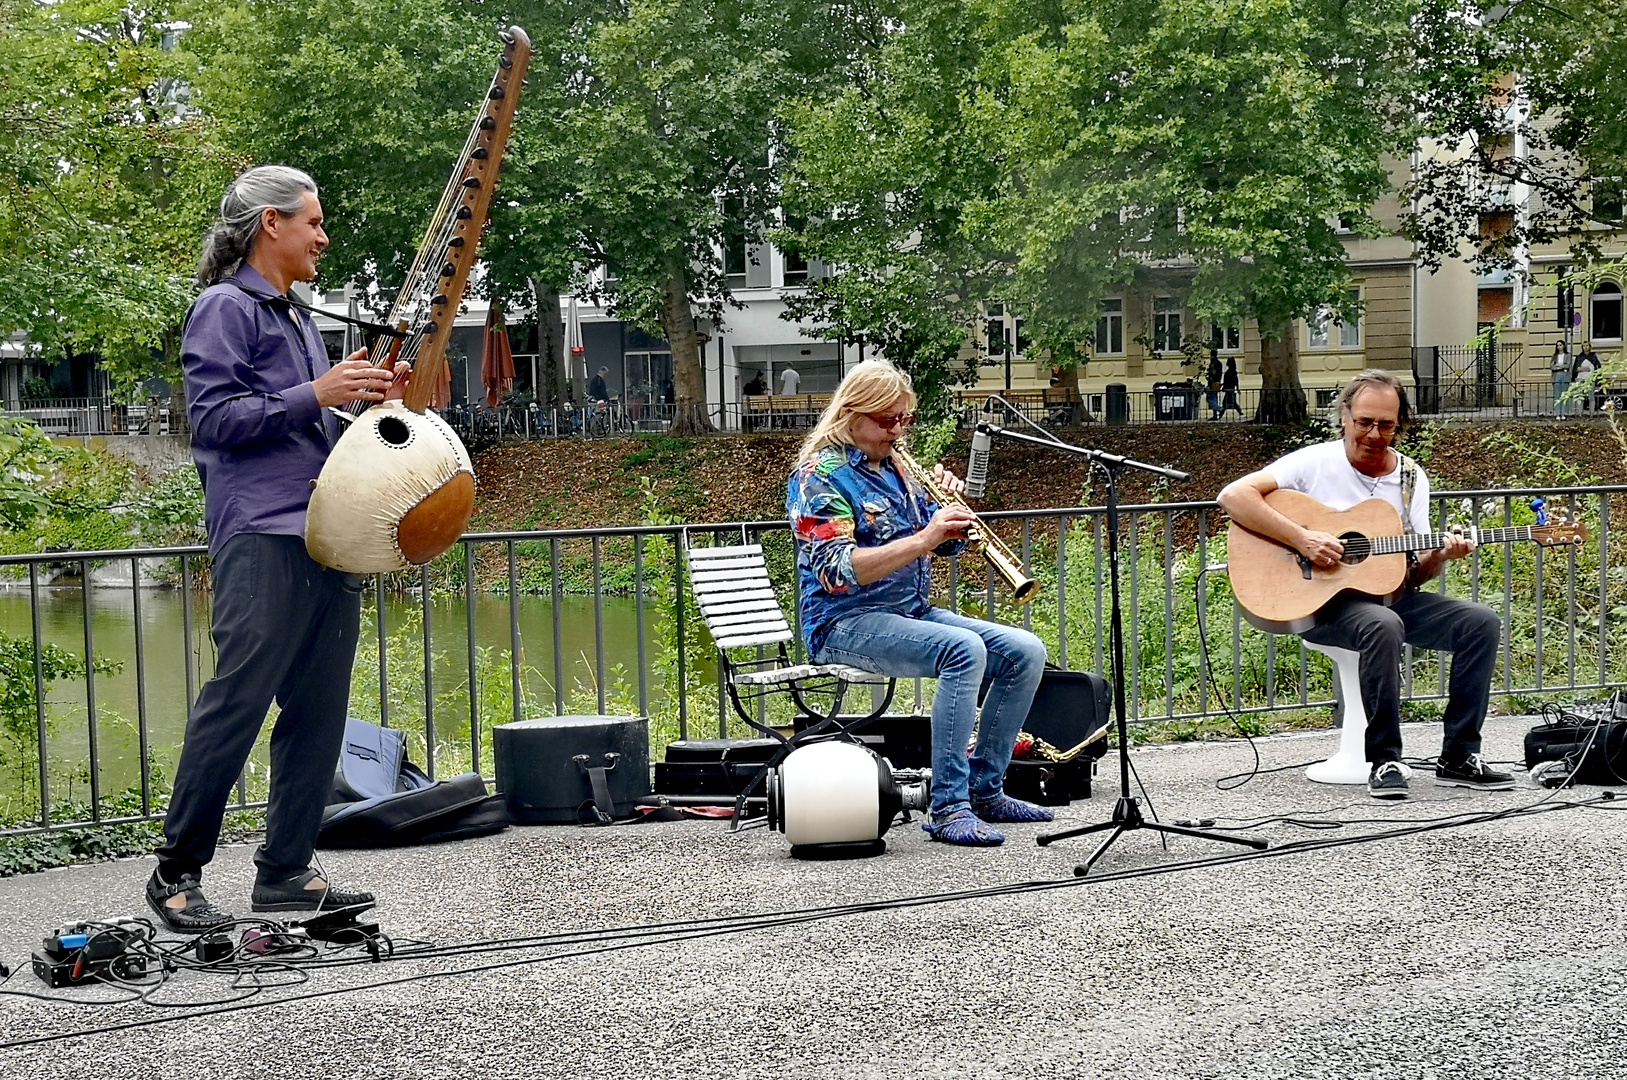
[196,165,318,287]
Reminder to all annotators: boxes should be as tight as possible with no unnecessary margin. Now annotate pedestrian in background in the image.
[1220,357,1242,419]
[1551,342,1572,415]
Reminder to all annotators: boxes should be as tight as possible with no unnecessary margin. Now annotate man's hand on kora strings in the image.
[313,349,410,408]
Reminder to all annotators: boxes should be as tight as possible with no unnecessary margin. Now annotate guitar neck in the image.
[1370,526,1534,555]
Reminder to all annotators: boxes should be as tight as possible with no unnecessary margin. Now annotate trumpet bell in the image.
[305,402,475,574]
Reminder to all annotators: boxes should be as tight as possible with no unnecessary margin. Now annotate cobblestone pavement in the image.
[1,713,1624,1079]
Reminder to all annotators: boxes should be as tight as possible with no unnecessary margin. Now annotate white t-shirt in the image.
[1265,439,1430,534]
[779,367,801,395]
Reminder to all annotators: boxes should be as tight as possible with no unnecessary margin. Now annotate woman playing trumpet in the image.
[785,360,1051,845]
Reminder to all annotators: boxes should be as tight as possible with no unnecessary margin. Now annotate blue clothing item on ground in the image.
[815,606,1047,817]
[183,264,340,556]
[787,446,950,657]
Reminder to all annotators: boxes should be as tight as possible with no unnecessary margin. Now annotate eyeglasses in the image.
[862,410,916,429]
[1349,417,1399,436]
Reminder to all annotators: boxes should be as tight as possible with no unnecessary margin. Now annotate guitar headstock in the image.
[1533,520,1588,547]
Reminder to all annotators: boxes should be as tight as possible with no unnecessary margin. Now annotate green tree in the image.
[181,1,521,293]
[0,417,62,532]
[1404,1,1627,272]
[560,0,855,434]
[779,1,999,418]
[182,0,590,416]
[0,0,232,396]
[788,0,1414,423]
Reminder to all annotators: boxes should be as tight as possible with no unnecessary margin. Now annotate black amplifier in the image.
[1525,699,1627,785]
[654,738,781,797]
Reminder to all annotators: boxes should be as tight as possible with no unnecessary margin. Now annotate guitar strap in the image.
[1397,451,1423,586]
[1396,452,1420,536]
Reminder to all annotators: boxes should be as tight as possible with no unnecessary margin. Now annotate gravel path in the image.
[2,714,1623,1079]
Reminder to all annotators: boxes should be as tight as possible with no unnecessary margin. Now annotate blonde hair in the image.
[797,359,916,463]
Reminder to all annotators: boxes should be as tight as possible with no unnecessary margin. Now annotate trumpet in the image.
[894,447,1041,605]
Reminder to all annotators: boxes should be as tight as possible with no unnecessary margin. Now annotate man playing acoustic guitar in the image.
[1218,370,1513,799]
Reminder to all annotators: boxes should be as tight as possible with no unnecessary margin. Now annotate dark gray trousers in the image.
[1301,589,1502,766]
[155,533,361,886]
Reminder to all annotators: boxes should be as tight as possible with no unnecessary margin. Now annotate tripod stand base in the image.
[1035,797,1267,876]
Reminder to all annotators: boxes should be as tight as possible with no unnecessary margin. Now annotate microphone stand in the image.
[977,420,1267,875]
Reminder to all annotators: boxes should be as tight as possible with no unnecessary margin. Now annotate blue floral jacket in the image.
[786,446,948,658]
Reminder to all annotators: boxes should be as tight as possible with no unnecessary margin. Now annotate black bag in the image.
[1524,702,1627,787]
[1004,757,1093,805]
[318,718,510,848]
[1023,666,1113,755]
[1004,667,1112,806]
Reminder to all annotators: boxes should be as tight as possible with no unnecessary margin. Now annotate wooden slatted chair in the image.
[683,534,896,820]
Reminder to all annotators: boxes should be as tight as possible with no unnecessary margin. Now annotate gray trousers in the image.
[1301,589,1501,766]
[155,533,361,885]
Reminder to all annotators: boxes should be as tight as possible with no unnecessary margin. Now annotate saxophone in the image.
[893,447,1040,606]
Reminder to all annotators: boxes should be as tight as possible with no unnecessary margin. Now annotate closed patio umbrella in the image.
[566,295,586,403]
[342,295,363,359]
[481,306,515,407]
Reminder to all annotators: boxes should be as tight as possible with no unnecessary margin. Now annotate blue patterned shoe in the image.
[971,793,1055,824]
[922,808,1005,846]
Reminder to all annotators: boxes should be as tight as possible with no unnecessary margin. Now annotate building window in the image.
[1339,287,1362,348]
[1307,308,1329,348]
[1593,281,1624,343]
[985,304,1027,358]
[1095,299,1124,355]
[1307,288,1361,349]
[1152,297,1182,354]
[1211,323,1241,353]
[781,215,811,285]
[1594,178,1624,223]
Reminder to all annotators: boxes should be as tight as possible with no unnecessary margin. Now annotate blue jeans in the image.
[1553,370,1571,415]
[815,607,1047,817]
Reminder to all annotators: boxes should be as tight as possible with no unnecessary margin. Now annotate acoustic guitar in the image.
[1226,489,1588,634]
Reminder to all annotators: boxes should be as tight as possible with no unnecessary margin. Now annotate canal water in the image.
[0,585,715,813]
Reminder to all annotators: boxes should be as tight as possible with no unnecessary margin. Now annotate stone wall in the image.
[51,434,193,473]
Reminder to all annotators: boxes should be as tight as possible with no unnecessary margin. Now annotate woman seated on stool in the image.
[784,360,1051,846]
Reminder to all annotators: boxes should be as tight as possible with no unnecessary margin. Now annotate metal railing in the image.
[7,378,1619,444]
[2,399,179,436]
[2,483,1620,836]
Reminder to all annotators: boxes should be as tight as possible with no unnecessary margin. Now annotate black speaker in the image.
[493,715,650,823]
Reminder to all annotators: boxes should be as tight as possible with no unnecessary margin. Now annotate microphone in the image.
[964,414,995,499]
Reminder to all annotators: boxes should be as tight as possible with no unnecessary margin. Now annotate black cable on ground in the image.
[0,790,1608,1051]
[1194,565,1272,788]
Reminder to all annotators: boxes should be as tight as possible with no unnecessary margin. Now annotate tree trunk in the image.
[529,277,566,411]
[659,263,715,435]
[1255,319,1307,424]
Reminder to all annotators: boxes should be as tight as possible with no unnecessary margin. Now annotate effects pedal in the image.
[298,902,380,944]
[33,918,151,987]
[241,925,309,955]
[194,932,234,964]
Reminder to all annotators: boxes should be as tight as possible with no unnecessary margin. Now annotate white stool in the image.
[1304,642,1370,785]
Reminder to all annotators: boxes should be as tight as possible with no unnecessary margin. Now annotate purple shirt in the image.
[182,265,339,556]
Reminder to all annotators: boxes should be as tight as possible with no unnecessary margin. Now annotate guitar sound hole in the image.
[1338,533,1371,564]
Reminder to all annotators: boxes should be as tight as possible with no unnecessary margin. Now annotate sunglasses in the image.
[861,410,916,429]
